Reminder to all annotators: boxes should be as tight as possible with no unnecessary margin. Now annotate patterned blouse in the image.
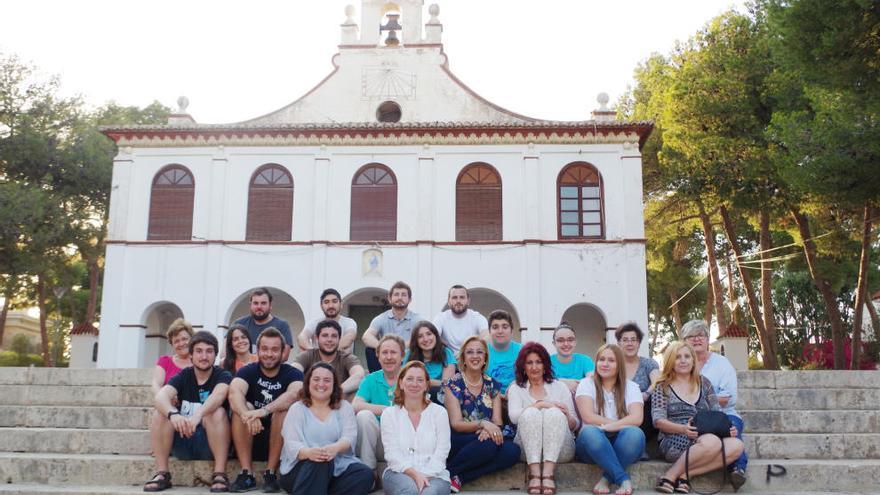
[651,376,720,460]
[445,371,516,438]
[631,357,660,394]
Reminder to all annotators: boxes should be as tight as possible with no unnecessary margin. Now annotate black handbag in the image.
[685,411,733,495]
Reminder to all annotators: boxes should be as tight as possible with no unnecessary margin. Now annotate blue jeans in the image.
[447,432,520,484]
[576,426,645,485]
[729,414,748,471]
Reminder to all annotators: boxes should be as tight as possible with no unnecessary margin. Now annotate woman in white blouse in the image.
[575,344,645,495]
[380,360,452,495]
[507,342,578,495]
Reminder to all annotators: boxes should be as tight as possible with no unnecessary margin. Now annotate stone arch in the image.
[342,286,390,369]
[560,303,608,356]
[141,301,184,368]
[224,287,305,352]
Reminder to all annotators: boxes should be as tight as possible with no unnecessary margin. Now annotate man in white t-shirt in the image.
[297,288,358,354]
[432,285,488,353]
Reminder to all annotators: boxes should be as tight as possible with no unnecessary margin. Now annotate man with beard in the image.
[293,319,365,399]
[229,328,304,492]
[297,288,358,354]
[234,288,293,362]
[144,331,232,493]
[432,285,489,353]
[361,281,422,372]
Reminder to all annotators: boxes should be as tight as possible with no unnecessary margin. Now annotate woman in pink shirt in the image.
[150,318,193,395]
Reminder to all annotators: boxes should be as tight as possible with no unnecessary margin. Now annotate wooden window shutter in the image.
[148,165,194,241]
[456,163,502,241]
[350,164,397,241]
[557,162,604,239]
[246,164,294,241]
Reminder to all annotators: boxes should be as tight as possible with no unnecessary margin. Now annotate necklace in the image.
[463,373,483,388]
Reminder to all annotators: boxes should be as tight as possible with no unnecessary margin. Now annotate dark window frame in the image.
[350,163,398,241]
[147,164,195,241]
[456,162,502,241]
[557,162,605,239]
[246,163,294,241]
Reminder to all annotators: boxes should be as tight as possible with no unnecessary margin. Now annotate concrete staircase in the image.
[0,368,877,493]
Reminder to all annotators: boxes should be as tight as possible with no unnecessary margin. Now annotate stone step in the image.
[0,406,152,430]
[740,409,880,434]
[738,388,880,410]
[0,454,876,493]
[0,488,869,495]
[746,433,880,459]
[0,428,150,455]
[0,385,152,407]
[738,370,880,389]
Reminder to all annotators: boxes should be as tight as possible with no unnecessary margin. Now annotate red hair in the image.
[514,342,554,387]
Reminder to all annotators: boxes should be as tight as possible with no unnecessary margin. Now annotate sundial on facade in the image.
[362,63,417,100]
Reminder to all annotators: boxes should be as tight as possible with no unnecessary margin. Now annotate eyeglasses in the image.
[464,350,486,356]
[554,337,576,344]
[685,334,708,341]
[618,338,639,344]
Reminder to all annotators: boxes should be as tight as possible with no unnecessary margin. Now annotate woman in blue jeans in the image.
[575,344,645,495]
[443,335,520,493]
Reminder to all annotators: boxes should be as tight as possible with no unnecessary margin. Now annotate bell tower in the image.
[355,0,426,46]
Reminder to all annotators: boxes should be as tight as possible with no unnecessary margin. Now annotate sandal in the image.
[674,477,691,494]
[143,471,172,492]
[209,472,229,493]
[527,473,542,495]
[542,474,557,495]
[655,477,675,494]
[593,477,611,495]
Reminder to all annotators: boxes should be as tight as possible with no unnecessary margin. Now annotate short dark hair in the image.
[389,281,412,298]
[514,342,554,387]
[188,330,219,355]
[552,322,575,340]
[447,285,468,297]
[300,362,342,409]
[615,322,644,343]
[256,327,285,349]
[315,319,342,339]
[250,287,273,303]
[320,288,341,302]
[488,309,513,328]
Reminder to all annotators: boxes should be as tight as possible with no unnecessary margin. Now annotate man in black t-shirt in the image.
[229,328,304,493]
[144,331,232,493]
[234,287,294,361]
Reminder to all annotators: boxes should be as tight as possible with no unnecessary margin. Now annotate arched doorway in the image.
[225,287,305,357]
[142,301,184,368]
[453,288,521,342]
[560,303,607,356]
[342,287,389,372]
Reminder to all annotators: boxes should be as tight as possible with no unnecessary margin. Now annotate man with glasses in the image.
[549,322,595,392]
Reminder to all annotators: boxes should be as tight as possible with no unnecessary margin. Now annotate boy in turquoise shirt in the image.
[485,310,522,395]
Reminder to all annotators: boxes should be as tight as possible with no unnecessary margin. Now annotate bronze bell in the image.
[380,13,402,46]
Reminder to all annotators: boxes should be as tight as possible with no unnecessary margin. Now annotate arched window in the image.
[350,164,397,241]
[456,163,502,241]
[148,165,194,241]
[246,164,294,241]
[557,162,604,239]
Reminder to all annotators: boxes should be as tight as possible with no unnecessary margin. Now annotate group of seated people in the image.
[145,284,747,495]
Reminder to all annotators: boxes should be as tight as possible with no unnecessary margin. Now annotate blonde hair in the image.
[592,344,628,419]
[165,318,193,343]
[393,361,431,407]
[457,335,489,373]
[657,341,701,395]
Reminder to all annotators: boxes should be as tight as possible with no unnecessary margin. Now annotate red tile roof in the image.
[70,322,99,336]
[718,323,748,339]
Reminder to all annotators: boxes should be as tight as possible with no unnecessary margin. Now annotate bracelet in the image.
[167,410,180,420]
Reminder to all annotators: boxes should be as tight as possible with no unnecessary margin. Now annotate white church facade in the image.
[97,0,653,368]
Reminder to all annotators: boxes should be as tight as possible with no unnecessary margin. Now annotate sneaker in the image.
[230,470,258,492]
[449,475,461,493]
[262,470,279,493]
[730,468,747,491]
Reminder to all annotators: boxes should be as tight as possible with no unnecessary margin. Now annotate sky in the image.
[1,0,746,124]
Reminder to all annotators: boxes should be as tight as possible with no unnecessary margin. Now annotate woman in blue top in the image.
[443,335,520,493]
[405,321,456,402]
[279,362,373,495]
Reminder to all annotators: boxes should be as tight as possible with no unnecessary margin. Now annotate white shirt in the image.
[432,309,488,353]
[700,352,739,417]
[301,316,358,353]
[380,402,451,481]
[575,379,643,421]
[507,379,578,430]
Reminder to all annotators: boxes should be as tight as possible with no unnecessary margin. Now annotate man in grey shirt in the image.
[298,288,358,354]
[362,281,421,372]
